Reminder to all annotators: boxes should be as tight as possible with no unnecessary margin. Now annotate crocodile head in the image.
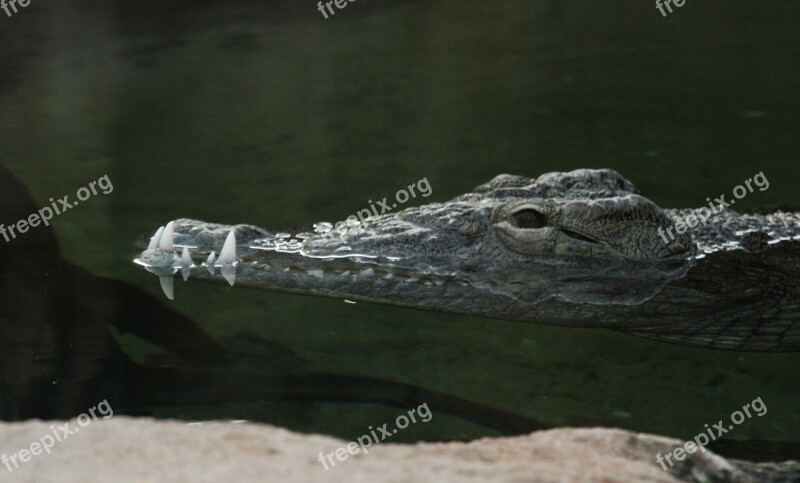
[134,169,695,328]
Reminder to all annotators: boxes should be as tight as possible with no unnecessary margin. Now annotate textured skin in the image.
[135,169,800,352]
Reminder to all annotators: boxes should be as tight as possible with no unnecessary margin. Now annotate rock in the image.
[0,418,796,482]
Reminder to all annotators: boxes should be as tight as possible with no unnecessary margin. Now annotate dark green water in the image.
[1,0,798,462]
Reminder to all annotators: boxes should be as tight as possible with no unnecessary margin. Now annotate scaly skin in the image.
[134,169,800,352]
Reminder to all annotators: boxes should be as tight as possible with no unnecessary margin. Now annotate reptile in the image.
[134,169,800,352]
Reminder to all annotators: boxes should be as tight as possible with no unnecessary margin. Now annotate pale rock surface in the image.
[0,418,796,482]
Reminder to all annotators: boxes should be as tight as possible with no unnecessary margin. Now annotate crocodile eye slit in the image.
[511,209,547,229]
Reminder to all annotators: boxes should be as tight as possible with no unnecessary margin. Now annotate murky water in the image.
[1,0,799,462]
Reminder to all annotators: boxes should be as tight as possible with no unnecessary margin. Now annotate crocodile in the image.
[133,169,800,352]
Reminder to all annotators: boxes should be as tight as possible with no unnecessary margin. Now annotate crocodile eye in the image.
[511,209,547,229]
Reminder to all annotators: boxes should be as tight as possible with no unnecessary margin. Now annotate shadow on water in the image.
[2,163,800,461]
[0,164,545,434]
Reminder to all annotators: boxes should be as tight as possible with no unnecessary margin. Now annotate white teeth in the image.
[307,269,324,278]
[159,276,174,300]
[359,268,375,278]
[283,267,291,273]
[423,281,433,286]
[219,231,236,286]
[339,271,351,277]
[148,226,165,250]
[404,277,419,283]
[159,221,175,251]
[181,246,192,281]
[220,230,236,263]
[221,264,236,287]
[382,273,394,280]
[206,251,216,275]
[434,280,445,286]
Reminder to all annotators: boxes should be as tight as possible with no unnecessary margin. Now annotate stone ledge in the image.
[0,418,796,482]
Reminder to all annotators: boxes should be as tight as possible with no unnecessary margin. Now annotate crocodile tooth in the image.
[339,271,351,277]
[283,267,291,273]
[423,281,433,286]
[307,269,324,278]
[221,264,236,287]
[206,251,216,275]
[159,276,174,300]
[220,230,236,263]
[434,280,445,286]
[181,246,192,281]
[382,273,395,280]
[359,268,375,278]
[159,221,175,251]
[148,226,165,250]
[404,277,419,283]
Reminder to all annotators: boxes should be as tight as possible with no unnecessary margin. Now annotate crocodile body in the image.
[134,169,800,352]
